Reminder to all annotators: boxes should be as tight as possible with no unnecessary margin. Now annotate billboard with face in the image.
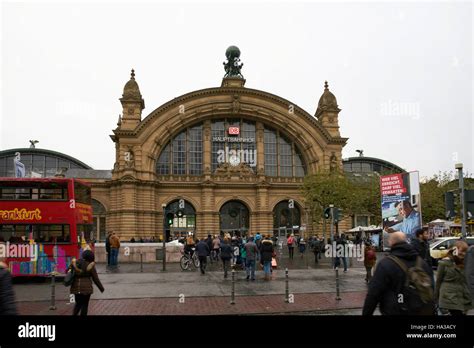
[380,171,422,240]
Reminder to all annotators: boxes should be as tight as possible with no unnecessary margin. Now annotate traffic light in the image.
[324,207,331,219]
[334,208,342,223]
[466,189,474,220]
[166,213,174,226]
[444,191,456,219]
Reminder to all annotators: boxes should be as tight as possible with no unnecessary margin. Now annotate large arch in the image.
[117,87,346,180]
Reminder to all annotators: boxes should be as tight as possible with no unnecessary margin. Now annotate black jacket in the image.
[0,265,17,315]
[195,241,210,257]
[220,243,233,260]
[362,242,434,315]
[261,240,274,262]
[411,238,432,267]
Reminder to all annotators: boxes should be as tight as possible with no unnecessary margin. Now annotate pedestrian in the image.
[411,228,432,268]
[362,232,435,315]
[105,231,112,268]
[299,237,306,258]
[335,234,348,272]
[109,232,121,269]
[255,233,263,268]
[220,239,233,278]
[70,250,104,316]
[435,240,472,315]
[240,241,247,272]
[363,241,376,283]
[205,234,213,263]
[287,234,295,260]
[312,237,321,263]
[466,245,474,304]
[195,238,210,275]
[212,235,221,261]
[231,236,240,266]
[0,254,17,315]
[244,237,259,281]
[261,235,274,281]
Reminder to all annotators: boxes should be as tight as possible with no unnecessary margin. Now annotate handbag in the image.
[63,266,75,287]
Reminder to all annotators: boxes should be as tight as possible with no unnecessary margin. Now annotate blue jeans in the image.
[263,260,271,275]
[246,259,256,279]
[110,248,119,266]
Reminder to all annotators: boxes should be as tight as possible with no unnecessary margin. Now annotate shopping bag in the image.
[271,257,277,268]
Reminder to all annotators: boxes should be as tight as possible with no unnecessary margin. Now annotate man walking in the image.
[244,237,259,281]
[105,231,112,268]
[195,238,210,275]
[362,232,435,315]
[411,228,432,268]
[109,232,121,269]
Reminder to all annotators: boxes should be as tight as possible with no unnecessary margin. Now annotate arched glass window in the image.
[156,124,203,175]
[264,127,306,177]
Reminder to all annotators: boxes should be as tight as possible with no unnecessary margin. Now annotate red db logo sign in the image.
[228,127,240,135]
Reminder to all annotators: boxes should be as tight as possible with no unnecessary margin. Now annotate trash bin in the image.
[156,248,164,261]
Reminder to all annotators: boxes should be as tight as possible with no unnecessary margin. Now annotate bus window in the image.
[35,225,70,243]
[74,182,91,205]
[0,225,28,243]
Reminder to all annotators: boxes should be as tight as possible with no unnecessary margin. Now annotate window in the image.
[74,182,91,204]
[156,124,203,175]
[264,127,306,177]
[0,182,68,200]
[0,224,70,244]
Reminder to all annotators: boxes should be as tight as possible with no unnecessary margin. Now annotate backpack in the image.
[287,237,294,246]
[388,255,435,315]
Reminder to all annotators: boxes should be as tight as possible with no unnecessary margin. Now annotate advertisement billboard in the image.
[380,171,422,240]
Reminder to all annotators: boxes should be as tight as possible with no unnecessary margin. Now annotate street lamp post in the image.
[162,203,167,271]
[456,163,467,238]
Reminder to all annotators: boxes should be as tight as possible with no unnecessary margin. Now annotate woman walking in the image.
[435,240,473,315]
[261,235,274,281]
[363,241,377,283]
[220,239,233,278]
[70,250,105,316]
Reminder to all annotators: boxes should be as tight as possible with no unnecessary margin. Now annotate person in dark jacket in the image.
[195,239,210,275]
[220,239,233,278]
[105,231,112,267]
[70,250,104,316]
[411,228,432,268]
[0,258,17,315]
[261,235,274,281]
[435,240,472,315]
[466,245,474,304]
[362,232,434,315]
[205,234,213,263]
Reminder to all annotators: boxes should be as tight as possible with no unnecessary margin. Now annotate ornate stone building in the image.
[90,47,348,241]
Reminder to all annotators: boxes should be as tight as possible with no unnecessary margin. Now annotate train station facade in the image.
[98,48,347,241]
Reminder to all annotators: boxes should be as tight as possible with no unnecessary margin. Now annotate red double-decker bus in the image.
[0,178,93,277]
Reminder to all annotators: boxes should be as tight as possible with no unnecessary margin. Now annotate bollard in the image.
[49,272,57,310]
[284,268,289,303]
[335,267,341,301]
[230,269,235,305]
[140,252,143,273]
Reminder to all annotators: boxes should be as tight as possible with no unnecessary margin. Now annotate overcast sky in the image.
[1,0,472,179]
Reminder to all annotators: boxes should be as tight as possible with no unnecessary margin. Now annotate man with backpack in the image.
[362,232,435,315]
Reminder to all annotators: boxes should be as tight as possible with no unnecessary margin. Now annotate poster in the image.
[380,171,422,240]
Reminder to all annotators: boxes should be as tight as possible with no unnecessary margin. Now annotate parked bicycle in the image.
[180,247,200,271]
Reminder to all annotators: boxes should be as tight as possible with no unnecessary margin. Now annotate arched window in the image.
[264,127,306,177]
[156,124,203,175]
[92,199,107,241]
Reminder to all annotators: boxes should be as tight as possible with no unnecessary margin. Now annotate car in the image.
[429,236,474,267]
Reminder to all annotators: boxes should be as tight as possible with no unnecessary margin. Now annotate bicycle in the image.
[180,247,200,271]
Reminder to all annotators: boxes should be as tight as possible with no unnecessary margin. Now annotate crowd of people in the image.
[363,230,474,316]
